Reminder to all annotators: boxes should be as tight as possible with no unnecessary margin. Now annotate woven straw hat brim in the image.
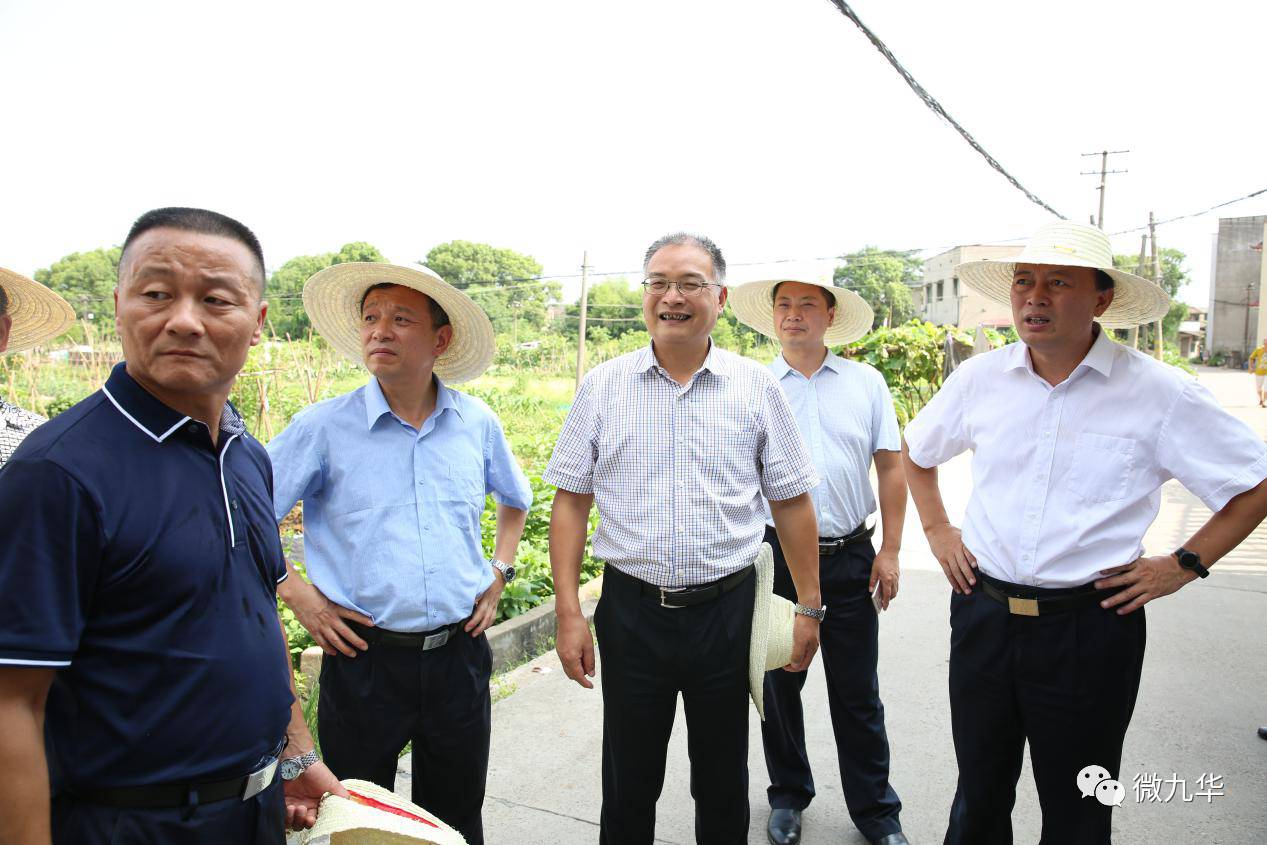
[748,544,775,721]
[300,778,468,845]
[0,268,76,353]
[728,279,874,346]
[302,263,495,383]
[957,261,1171,330]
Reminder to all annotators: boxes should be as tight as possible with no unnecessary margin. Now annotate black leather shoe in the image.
[1258,726,1267,740]
[767,808,802,845]
[871,834,911,845]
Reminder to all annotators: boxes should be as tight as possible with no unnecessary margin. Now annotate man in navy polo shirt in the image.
[0,208,343,843]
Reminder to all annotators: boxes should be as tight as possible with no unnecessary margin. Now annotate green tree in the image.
[563,277,644,340]
[424,241,557,339]
[833,247,921,329]
[34,247,122,327]
[266,242,385,339]
[1112,247,1190,298]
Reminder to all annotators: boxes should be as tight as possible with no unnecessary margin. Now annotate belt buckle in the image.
[1007,596,1040,617]
[659,587,682,609]
[242,757,278,800]
[422,629,451,650]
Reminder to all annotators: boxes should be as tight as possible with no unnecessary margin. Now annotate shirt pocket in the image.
[440,463,485,534]
[1066,432,1136,504]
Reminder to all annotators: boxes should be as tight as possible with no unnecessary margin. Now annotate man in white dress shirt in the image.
[729,276,909,845]
[902,221,1267,844]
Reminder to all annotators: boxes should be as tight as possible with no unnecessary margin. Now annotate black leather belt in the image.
[979,573,1111,617]
[817,522,874,555]
[350,620,462,650]
[611,564,754,609]
[71,741,284,808]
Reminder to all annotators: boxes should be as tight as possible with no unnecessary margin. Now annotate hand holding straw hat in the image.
[287,779,469,845]
[749,543,798,720]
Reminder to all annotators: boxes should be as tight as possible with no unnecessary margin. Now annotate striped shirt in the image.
[545,342,818,587]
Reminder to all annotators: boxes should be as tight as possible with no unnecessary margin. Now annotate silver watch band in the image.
[793,602,827,621]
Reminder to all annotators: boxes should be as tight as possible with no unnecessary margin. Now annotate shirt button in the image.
[676,480,684,487]
[1022,553,1030,560]
[677,526,684,534]
[230,499,239,511]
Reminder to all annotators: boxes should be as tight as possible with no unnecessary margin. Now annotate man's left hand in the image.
[784,613,820,672]
[283,760,347,830]
[465,570,506,636]
[1095,554,1198,615]
[869,550,900,611]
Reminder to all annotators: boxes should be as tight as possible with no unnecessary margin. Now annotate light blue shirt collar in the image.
[364,375,464,431]
[770,349,845,381]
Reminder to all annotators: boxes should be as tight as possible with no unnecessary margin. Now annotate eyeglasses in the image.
[641,278,720,297]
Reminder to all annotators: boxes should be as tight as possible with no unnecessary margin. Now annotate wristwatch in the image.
[792,602,827,621]
[490,557,517,583]
[278,749,320,781]
[1173,547,1209,579]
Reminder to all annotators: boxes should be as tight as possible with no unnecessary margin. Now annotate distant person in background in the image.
[1248,340,1267,407]
[0,268,75,467]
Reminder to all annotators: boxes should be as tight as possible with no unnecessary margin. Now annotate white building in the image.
[917,244,1023,328]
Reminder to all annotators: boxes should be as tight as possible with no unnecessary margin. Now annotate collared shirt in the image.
[544,342,818,587]
[904,329,1267,588]
[0,399,45,468]
[268,376,532,633]
[766,351,900,536]
[0,363,292,788]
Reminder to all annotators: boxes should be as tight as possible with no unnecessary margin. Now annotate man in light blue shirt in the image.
[267,263,530,845]
[730,276,909,845]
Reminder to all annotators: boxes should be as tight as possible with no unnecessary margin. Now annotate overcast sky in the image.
[3,0,1265,306]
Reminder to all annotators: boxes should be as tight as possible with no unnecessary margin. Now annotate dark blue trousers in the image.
[944,580,1146,845]
[52,779,284,844]
[760,527,903,841]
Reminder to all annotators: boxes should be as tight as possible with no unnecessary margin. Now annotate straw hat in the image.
[288,779,468,845]
[728,276,874,347]
[0,268,76,353]
[957,221,1171,329]
[303,263,495,383]
[749,543,796,721]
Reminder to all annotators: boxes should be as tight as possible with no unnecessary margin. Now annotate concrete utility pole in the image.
[1127,234,1148,349]
[574,251,591,393]
[1081,150,1129,229]
[1149,212,1164,361]
[1245,282,1256,362]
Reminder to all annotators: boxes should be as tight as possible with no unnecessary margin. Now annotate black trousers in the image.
[596,564,756,845]
[759,526,902,841]
[318,627,492,845]
[944,583,1146,845]
[52,780,284,844]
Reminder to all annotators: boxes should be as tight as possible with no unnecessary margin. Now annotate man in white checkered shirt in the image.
[546,233,825,845]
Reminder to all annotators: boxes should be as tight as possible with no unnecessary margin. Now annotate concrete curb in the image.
[299,575,603,692]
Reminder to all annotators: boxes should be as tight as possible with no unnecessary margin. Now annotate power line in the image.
[1109,187,1267,235]
[823,0,1065,219]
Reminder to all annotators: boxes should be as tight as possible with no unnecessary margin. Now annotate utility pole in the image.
[1149,212,1164,361]
[1127,234,1147,349]
[574,251,591,392]
[1245,282,1256,363]
[1081,150,1129,229]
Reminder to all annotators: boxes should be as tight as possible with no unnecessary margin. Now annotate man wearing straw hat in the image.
[902,220,1267,844]
[267,262,531,845]
[730,275,909,845]
[0,267,75,467]
[546,232,825,844]
[0,208,343,843]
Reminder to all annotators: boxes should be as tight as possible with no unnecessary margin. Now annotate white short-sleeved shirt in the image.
[904,330,1267,588]
[764,352,900,536]
[544,342,819,588]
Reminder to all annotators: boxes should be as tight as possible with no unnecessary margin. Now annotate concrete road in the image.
[402,366,1267,844]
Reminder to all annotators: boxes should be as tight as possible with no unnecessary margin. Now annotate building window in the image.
[953,276,959,297]
[936,280,944,301]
